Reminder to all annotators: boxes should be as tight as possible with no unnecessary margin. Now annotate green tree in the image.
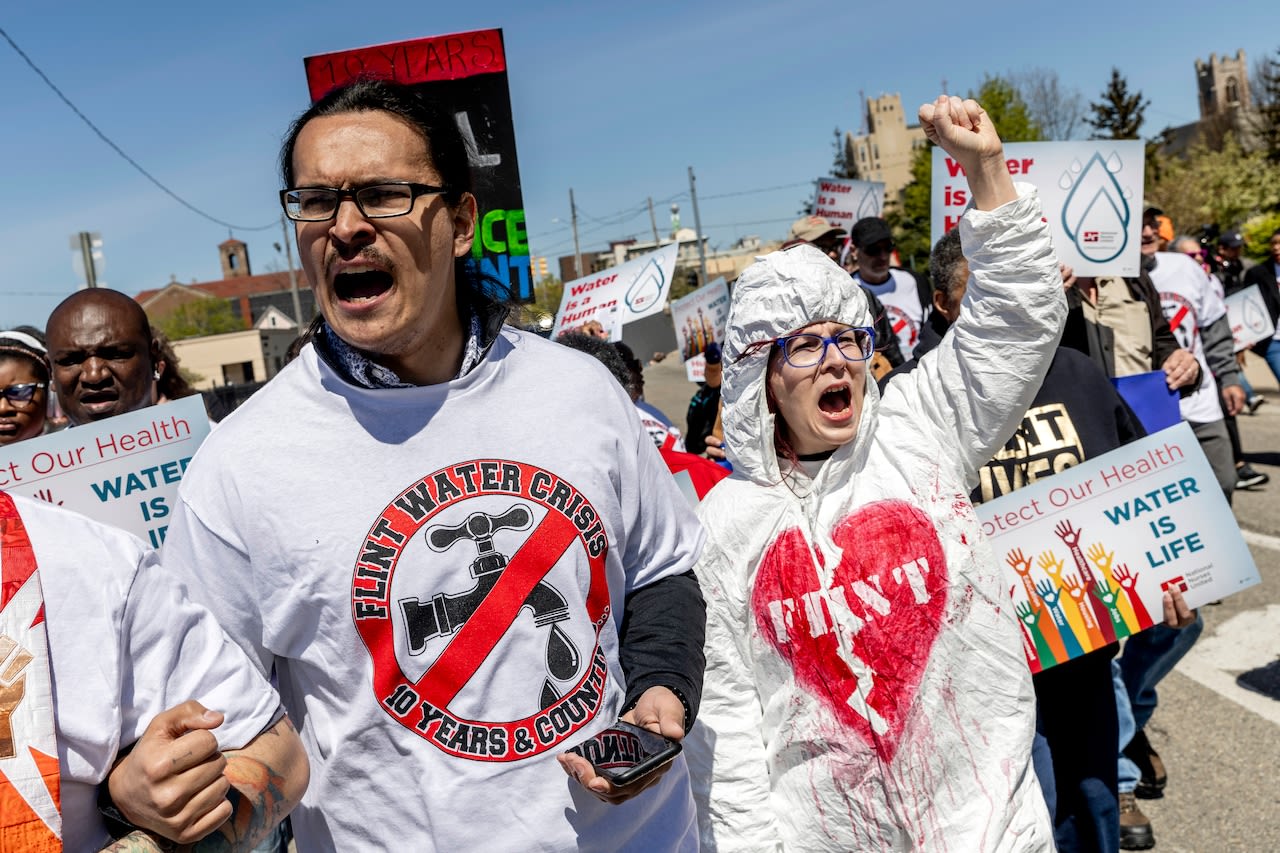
[968,75,1043,141]
[155,298,243,341]
[832,127,859,179]
[886,144,934,274]
[1147,133,1280,237]
[1086,68,1149,139]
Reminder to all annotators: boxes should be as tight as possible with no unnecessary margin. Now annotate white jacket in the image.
[686,187,1063,852]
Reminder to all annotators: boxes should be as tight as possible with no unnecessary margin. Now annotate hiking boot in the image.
[1119,791,1156,850]
[1246,394,1265,414]
[1235,463,1270,489]
[1124,729,1167,799]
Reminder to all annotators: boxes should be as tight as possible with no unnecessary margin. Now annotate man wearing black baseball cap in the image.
[849,217,930,356]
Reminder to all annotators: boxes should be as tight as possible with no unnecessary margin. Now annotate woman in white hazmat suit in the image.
[685,96,1065,851]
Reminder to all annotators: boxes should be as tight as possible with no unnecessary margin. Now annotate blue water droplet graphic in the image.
[856,186,881,219]
[625,257,665,312]
[1059,170,1074,190]
[1106,151,1123,173]
[1060,152,1131,263]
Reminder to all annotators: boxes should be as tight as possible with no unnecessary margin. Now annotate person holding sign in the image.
[686,95,1062,851]
[161,79,705,851]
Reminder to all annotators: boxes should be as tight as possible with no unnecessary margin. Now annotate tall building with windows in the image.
[845,93,928,204]
[1197,50,1250,118]
[1164,50,1259,153]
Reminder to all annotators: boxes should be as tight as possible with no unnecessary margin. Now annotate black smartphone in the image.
[568,719,682,787]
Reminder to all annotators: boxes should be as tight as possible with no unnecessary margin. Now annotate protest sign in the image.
[304,29,533,302]
[1110,371,1181,434]
[0,397,211,547]
[813,177,885,228]
[1224,284,1275,352]
[977,422,1259,673]
[670,277,729,382]
[552,245,678,339]
[932,141,1145,276]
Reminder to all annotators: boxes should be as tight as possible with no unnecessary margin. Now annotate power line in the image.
[700,181,812,201]
[701,217,796,230]
[531,180,803,256]
[0,25,276,232]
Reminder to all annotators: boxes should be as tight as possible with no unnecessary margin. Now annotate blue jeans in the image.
[1239,372,1257,398]
[1113,661,1140,793]
[1114,614,1205,791]
[1261,338,1280,385]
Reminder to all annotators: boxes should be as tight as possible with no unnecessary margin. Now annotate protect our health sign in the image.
[552,244,678,339]
[0,397,211,547]
[977,422,1259,674]
[304,30,533,302]
[812,177,885,228]
[670,277,729,382]
[931,140,1145,277]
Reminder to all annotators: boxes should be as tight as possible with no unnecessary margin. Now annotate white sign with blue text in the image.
[0,396,211,547]
[931,140,1145,277]
[976,422,1260,671]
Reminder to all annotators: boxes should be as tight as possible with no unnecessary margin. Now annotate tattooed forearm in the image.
[188,754,289,851]
[101,830,168,852]
[189,716,303,852]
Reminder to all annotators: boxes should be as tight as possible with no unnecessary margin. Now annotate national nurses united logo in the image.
[351,459,612,762]
[1059,150,1134,263]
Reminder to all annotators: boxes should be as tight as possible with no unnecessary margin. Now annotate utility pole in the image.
[280,215,305,329]
[688,167,708,286]
[570,188,582,279]
[647,196,660,244]
[70,231,102,288]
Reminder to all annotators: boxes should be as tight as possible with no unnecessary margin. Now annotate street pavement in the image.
[641,350,1280,852]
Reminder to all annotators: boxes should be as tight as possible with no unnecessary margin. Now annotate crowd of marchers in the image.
[2,78,1277,853]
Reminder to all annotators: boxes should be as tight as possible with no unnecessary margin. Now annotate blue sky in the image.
[2,1,1276,326]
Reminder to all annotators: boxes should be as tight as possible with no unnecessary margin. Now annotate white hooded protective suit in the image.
[686,187,1064,852]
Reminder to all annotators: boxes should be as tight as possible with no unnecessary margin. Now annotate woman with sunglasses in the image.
[0,329,51,446]
[686,96,1065,851]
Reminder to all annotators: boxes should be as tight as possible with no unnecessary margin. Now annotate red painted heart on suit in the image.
[752,499,948,762]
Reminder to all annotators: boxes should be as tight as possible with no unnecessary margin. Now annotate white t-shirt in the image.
[162,330,703,851]
[11,495,280,852]
[854,268,926,354]
[1150,251,1227,424]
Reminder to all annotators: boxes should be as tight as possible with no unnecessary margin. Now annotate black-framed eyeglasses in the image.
[280,182,451,222]
[0,382,43,405]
